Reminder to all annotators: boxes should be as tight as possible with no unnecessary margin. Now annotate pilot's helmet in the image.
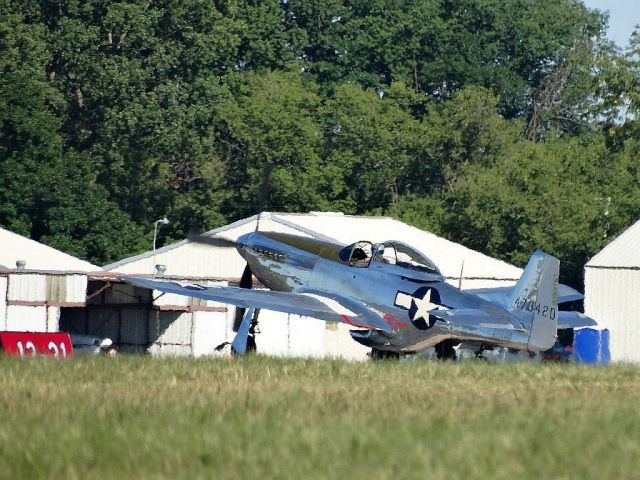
[352,248,367,261]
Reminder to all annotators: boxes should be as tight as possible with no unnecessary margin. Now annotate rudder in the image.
[508,251,560,351]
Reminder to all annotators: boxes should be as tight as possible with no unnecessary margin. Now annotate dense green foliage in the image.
[1,356,640,479]
[1,0,639,287]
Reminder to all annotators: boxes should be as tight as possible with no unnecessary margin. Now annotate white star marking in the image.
[412,289,448,322]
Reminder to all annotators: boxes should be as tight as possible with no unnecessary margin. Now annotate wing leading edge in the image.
[119,276,392,332]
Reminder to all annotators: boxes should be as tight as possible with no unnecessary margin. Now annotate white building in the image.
[0,227,99,333]
[585,219,640,362]
[104,212,523,359]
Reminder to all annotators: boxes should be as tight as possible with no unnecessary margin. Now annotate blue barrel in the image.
[574,328,610,364]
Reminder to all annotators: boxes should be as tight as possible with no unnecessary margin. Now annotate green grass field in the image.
[1,356,639,479]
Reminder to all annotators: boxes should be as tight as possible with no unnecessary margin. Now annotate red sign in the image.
[0,332,74,357]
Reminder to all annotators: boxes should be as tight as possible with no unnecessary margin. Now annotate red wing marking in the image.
[384,313,409,329]
[340,314,356,326]
[340,314,376,329]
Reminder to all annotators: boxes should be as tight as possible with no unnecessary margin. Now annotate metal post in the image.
[152,217,169,276]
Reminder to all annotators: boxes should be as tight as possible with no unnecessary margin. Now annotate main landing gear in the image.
[369,348,401,360]
[434,340,459,361]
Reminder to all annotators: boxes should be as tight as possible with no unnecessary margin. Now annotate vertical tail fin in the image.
[508,251,560,351]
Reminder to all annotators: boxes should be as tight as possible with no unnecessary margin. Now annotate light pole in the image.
[152,217,170,276]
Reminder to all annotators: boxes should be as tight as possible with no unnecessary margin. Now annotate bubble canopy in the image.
[339,240,441,275]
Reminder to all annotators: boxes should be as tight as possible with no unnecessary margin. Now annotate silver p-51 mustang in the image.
[121,231,595,359]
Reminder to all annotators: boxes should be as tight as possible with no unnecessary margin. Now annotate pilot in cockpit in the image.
[351,247,370,266]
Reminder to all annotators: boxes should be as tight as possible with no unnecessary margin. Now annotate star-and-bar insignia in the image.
[394,287,449,330]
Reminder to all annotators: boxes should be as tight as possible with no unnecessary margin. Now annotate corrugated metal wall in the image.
[192,310,234,357]
[119,308,149,345]
[113,244,247,278]
[7,273,87,304]
[0,276,7,329]
[8,274,46,301]
[254,310,290,356]
[66,281,235,357]
[145,310,229,357]
[70,281,147,353]
[49,274,87,303]
[288,315,326,358]
[153,311,193,345]
[325,322,370,360]
[5,305,47,331]
[251,311,365,359]
[47,306,60,332]
[256,312,326,358]
[7,273,87,303]
[88,308,121,342]
[585,267,640,362]
[2,273,87,333]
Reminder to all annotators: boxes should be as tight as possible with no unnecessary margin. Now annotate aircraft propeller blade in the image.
[187,232,238,248]
[233,264,254,332]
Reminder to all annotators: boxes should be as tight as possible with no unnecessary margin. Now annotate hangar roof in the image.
[586,218,640,269]
[0,227,99,272]
[105,212,522,283]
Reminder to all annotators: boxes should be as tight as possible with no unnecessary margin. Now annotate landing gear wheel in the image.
[370,348,400,360]
[246,334,257,353]
[435,340,458,360]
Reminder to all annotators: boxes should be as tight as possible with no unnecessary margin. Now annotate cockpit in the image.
[338,240,441,275]
[338,241,373,267]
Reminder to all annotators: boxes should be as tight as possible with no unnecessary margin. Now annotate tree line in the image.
[1,0,639,288]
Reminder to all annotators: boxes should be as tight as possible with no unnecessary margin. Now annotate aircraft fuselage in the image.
[236,231,533,353]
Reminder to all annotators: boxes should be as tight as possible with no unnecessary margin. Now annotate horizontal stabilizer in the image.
[467,283,583,306]
[557,311,597,329]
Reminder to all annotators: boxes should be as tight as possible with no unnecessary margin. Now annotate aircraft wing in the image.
[119,276,392,332]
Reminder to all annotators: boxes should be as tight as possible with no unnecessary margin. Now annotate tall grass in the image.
[1,356,639,479]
